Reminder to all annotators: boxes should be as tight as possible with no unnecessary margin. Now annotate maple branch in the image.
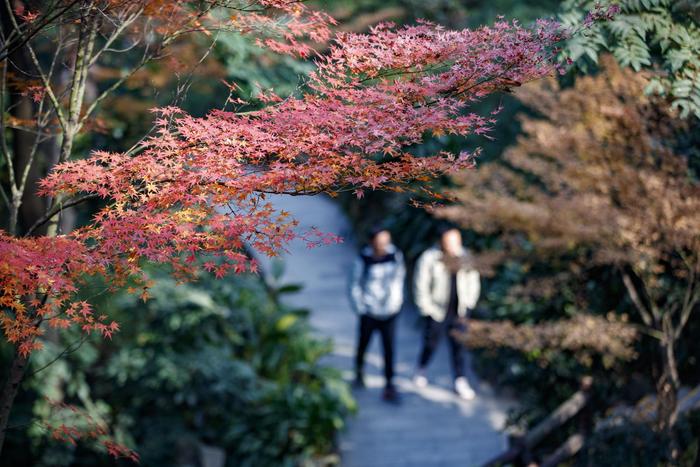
[15,90,53,224]
[78,47,152,132]
[160,5,214,47]
[426,59,522,107]
[170,32,221,108]
[207,0,302,13]
[621,269,654,328]
[26,335,89,378]
[675,258,699,340]
[646,286,663,325]
[24,194,100,237]
[0,51,14,191]
[2,0,68,132]
[4,419,44,432]
[357,63,449,84]
[80,5,220,133]
[0,0,82,62]
[87,5,143,67]
[255,189,324,196]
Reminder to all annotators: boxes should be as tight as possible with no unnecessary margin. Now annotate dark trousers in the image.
[417,311,465,378]
[355,314,397,387]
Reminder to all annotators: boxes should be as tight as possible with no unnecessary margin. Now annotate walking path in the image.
[256,195,511,467]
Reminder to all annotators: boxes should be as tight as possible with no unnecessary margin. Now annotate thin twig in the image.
[27,335,89,377]
[24,194,99,237]
[0,0,82,62]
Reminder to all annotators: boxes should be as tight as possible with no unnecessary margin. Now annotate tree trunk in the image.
[46,5,99,237]
[656,359,678,431]
[657,323,680,427]
[0,352,29,455]
[657,329,680,462]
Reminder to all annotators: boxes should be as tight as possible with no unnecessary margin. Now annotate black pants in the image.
[417,311,465,378]
[355,314,397,387]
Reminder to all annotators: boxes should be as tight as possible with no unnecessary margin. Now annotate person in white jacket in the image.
[349,227,405,402]
[413,226,480,400]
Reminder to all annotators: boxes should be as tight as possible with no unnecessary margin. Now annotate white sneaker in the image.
[455,377,475,400]
[413,370,428,388]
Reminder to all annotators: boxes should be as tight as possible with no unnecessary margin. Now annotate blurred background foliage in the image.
[1,266,354,466]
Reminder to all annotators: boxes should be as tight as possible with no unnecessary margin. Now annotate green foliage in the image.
[561,0,700,118]
[321,0,559,29]
[1,270,353,466]
[215,32,313,99]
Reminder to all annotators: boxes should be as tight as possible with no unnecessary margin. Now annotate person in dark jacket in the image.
[349,227,406,402]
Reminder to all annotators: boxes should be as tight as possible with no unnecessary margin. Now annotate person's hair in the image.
[367,224,390,241]
[435,221,459,237]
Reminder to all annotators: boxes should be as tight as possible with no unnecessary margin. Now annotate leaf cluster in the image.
[561,0,700,118]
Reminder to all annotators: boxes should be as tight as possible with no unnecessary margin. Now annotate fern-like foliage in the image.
[562,0,700,118]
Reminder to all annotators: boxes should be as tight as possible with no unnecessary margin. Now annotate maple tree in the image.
[439,57,700,451]
[1,0,335,456]
[0,0,616,460]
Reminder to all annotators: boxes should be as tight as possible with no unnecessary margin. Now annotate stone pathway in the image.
[256,195,511,467]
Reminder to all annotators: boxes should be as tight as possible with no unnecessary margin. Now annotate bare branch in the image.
[24,194,100,237]
[15,104,47,209]
[0,43,14,190]
[87,6,143,67]
[2,0,68,130]
[0,0,82,62]
[621,270,654,327]
[675,260,699,339]
[77,49,151,132]
[26,335,89,377]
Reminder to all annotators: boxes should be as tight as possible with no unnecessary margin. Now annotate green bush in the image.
[1,268,354,466]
